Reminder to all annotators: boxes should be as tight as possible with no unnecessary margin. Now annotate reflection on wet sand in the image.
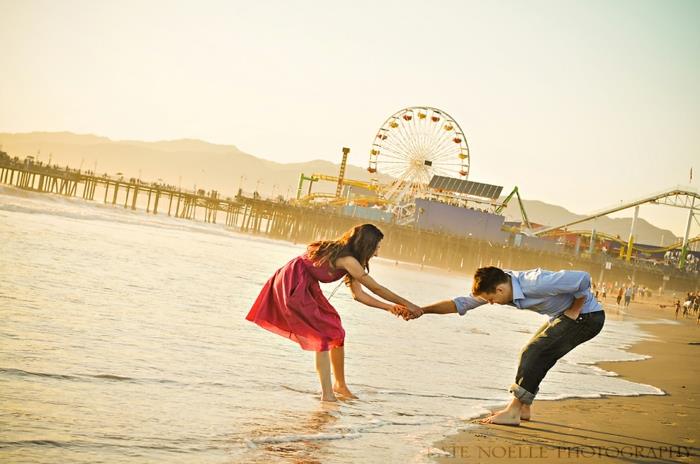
[246,402,343,464]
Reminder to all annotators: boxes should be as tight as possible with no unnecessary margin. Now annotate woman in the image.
[246,223,421,402]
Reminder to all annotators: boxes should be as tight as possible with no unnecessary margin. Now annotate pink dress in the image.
[246,254,348,351]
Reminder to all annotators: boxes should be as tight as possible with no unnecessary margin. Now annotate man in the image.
[413,266,605,426]
[624,286,633,307]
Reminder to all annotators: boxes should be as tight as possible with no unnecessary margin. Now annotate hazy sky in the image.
[1,0,698,236]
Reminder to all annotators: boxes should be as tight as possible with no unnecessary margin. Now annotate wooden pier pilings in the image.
[0,157,249,225]
[1,155,697,291]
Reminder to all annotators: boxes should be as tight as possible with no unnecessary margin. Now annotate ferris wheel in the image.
[368,106,470,205]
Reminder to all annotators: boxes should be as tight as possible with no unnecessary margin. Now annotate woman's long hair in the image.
[306,223,384,275]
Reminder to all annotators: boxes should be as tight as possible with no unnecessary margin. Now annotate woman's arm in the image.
[349,278,404,312]
[335,256,419,312]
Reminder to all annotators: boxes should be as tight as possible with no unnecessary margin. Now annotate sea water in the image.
[0,186,665,463]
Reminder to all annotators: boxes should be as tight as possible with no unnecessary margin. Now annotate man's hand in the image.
[562,296,585,320]
[404,303,424,320]
[562,307,580,320]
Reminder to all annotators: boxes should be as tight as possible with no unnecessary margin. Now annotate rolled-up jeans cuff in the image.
[509,384,536,405]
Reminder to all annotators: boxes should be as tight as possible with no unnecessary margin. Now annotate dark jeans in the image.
[510,311,606,405]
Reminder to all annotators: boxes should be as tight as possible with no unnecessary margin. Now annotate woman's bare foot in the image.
[333,383,359,399]
[480,407,521,426]
[321,392,338,402]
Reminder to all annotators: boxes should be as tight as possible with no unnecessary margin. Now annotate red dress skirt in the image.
[246,254,347,351]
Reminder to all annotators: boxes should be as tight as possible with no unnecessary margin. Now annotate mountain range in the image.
[0,132,678,245]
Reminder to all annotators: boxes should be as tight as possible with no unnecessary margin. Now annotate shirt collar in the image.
[506,270,525,301]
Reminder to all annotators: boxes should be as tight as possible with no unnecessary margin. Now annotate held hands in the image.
[389,303,424,321]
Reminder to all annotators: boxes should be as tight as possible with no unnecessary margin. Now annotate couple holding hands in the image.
[246,224,605,425]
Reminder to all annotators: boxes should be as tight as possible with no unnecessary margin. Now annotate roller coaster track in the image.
[532,186,699,236]
[296,173,385,206]
[308,174,381,192]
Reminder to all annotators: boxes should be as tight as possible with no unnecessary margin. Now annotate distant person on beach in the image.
[409,267,605,426]
[675,299,682,319]
[624,286,633,307]
[617,287,624,306]
[246,223,421,402]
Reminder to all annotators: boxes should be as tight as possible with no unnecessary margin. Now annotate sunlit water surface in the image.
[0,186,664,463]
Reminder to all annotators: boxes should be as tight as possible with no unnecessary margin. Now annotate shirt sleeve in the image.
[522,270,592,299]
[452,295,486,316]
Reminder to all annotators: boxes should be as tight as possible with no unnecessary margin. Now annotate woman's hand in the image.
[389,304,410,319]
[390,304,423,320]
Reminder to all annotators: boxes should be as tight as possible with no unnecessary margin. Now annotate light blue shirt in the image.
[453,269,603,319]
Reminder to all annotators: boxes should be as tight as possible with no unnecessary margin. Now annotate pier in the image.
[0,155,247,226]
[1,154,697,291]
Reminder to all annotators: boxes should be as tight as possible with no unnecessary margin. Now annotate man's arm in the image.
[422,300,458,315]
[421,296,486,316]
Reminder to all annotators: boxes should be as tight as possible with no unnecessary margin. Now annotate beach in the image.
[432,301,700,463]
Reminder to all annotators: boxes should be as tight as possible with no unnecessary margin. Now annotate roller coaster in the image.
[295,173,386,207]
[531,186,699,267]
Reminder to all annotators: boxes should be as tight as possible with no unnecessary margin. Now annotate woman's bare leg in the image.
[330,346,358,399]
[316,351,337,402]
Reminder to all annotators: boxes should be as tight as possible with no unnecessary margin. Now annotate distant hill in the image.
[0,131,378,199]
[0,131,679,245]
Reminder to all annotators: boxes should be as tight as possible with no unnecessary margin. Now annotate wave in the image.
[91,373,135,381]
[245,431,361,448]
[0,367,233,389]
[244,416,435,449]
[0,438,215,453]
[0,367,147,383]
[635,319,681,325]
[0,367,81,381]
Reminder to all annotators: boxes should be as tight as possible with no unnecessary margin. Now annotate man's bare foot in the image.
[480,408,521,426]
[321,392,338,402]
[490,405,531,421]
[333,383,358,399]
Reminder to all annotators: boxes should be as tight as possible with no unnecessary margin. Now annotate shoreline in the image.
[431,300,700,463]
[2,182,697,294]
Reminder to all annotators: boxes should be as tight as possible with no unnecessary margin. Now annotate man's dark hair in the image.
[472,266,509,294]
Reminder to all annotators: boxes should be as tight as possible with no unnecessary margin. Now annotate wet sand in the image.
[432,299,700,463]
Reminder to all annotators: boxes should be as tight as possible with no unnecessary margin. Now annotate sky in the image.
[1,0,698,236]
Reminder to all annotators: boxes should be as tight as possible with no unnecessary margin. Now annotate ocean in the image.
[0,185,666,463]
